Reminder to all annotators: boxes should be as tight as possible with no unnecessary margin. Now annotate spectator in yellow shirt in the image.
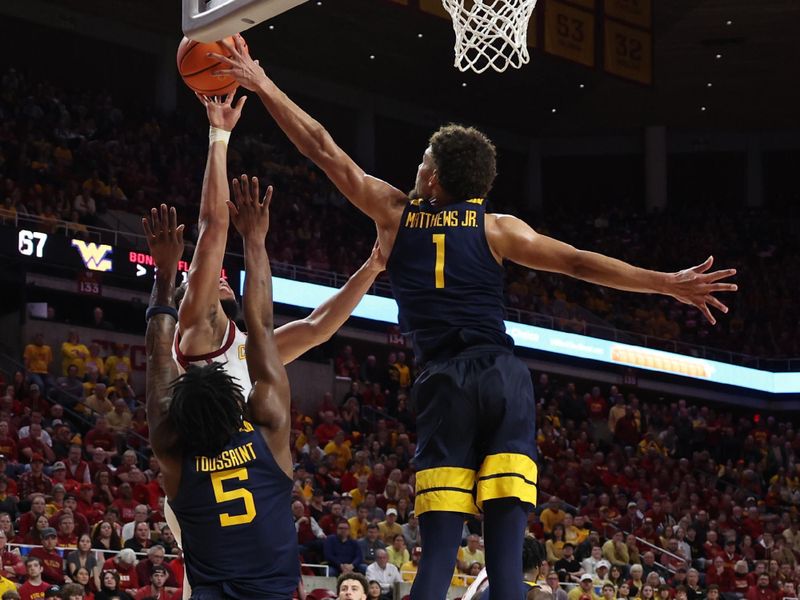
[568,574,602,600]
[24,333,53,389]
[84,343,106,380]
[400,546,422,582]
[393,352,412,388]
[324,431,352,471]
[106,399,133,433]
[83,383,113,416]
[378,508,403,545]
[458,534,486,573]
[386,534,409,570]
[540,497,567,534]
[350,476,369,509]
[61,330,90,376]
[348,505,370,540]
[104,344,132,383]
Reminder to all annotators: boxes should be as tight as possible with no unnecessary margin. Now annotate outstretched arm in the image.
[228,176,293,475]
[488,214,737,325]
[142,205,184,480]
[178,93,247,349]
[275,239,386,365]
[209,36,407,229]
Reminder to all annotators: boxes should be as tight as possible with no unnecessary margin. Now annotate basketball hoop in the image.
[441,0,538,74]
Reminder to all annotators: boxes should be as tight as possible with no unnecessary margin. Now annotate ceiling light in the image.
[726,20,733,25]
[715,53,722,59]
[462,82,468,87]
[701,106,707,112]
[268,24,275,30]
[707,82,713,87]
[369,54,375,60]
[579,83,585,89]
[418,33,424,38]
[551,108,557,113]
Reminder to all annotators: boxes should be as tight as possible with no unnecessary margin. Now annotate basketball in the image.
[176,36,247,96]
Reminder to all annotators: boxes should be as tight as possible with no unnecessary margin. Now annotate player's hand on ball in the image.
[209,34,269,92]
[141,204,185,272]
[666,255,737,325]
[196,91,247,132]
[228,174,272,240]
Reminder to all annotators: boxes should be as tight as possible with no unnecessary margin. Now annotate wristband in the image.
[146,305,179,322]
[209,126,231,146]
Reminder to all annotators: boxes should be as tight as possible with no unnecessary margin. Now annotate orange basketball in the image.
[176,36,248,96]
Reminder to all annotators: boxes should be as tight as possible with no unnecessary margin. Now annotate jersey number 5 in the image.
[211,467,257,527]
[432,234,446,289]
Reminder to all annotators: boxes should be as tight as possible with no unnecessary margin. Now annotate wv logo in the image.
[71,240,113,272]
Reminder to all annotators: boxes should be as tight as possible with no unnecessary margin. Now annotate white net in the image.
[442,0,539,74]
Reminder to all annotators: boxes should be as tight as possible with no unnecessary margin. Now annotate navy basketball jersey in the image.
[387,198,512,363]
[169,420,298,599]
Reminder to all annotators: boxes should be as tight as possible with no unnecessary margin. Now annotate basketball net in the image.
[442,0,538,73]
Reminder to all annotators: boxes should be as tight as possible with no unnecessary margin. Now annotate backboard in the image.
[182,0,309,42]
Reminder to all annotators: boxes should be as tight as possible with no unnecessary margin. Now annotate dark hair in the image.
[429,124,497,201]
[169,363,246,457]
[522,536,545,573]
[337,572,369,594]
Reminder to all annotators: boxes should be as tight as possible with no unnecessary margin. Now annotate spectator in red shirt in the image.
[56,513,78,549]
[112,483,138,523]
[18,454,53,500]
[0,528,25,581]
[135,545,179,590]
[28,527,66,585]
[0,422,17,460]
[747,574,777,600]
[320,502,345,535]
[85,416,117,458]
[367,463,388,494]
[17,493,47,537]
[18,556,50,600]
[50,493,89,537]
[314,411,342,446]
[18,424,54,465]
[133,564,179,600]
[705,556,735,592]
[49,461,79,495]
[65,444,92,485]
[102,548,139,592]
[89,447,113,482]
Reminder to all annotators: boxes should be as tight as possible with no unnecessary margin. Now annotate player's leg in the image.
[413,510,466,599]
[475,352,538,600]
[409,362,480,600]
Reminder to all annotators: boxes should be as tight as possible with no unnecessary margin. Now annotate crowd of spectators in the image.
[0,67,798,361]
[2,315,800,600]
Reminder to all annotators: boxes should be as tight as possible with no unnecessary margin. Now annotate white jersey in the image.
[173,319,252,400]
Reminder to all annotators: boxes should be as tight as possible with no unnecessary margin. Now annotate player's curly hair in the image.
[429,124,497,202]
[336,572,369,594]
[522,536,545,572]
[169,363,246,457]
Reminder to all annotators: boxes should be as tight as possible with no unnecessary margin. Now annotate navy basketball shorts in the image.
[412,346,538,516]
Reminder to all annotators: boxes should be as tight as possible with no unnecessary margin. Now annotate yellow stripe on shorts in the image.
[414,467,479,516]
[476,453,538,508]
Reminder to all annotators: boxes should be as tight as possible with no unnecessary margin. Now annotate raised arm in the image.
[227,175,292,476]
[487,213,738,325]
[209,36,407,229]
[142,205,184,477]
[178,93,247,349]
[275,239,386,365]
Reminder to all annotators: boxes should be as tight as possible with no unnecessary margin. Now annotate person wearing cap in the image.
[102,548,139,592]
[18,556,51,600]
[43,585,62,600]
[29,527,66,585]
[568,573,602,600]
[378,508,403,545]
[554,542,583,582]
[133,563,178,600]
[400,546,423,583]
[594,561,613,587]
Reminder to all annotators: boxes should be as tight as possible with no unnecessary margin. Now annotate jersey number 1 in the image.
[432,234,445,288]
[211,467,257,527]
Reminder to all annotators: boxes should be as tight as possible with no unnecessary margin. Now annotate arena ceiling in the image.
[32,0,800,134]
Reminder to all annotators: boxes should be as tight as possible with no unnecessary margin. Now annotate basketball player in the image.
[211,35,738,600]
[143,197,297,599]
[176,94,385,397]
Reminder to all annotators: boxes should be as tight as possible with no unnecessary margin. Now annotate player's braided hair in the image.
[522,536,545,572]
[429,124,497,202]
[169,363,246,457]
